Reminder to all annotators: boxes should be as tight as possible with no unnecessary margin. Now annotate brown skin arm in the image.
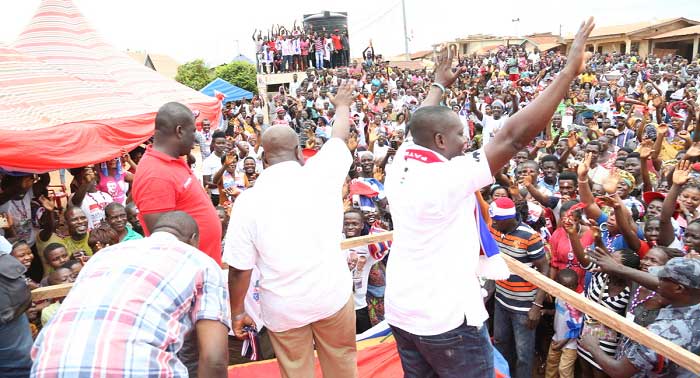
[485,19,595,175]
[583,339,640,378]
[195,320,229,378]
[229,268,254,339]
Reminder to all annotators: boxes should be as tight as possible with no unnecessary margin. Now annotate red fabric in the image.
[228,339,510,378]
[549,227,593,293]
[132,146,222,266]
[638,240,651,259]
[332,35,343,50]
[349,179,380,197]
[1,0,220,172]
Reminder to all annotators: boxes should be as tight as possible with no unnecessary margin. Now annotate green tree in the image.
[214,61,257,94]
[175,59,214,90]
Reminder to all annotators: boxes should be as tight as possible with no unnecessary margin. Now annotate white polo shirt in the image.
[384,142,494,336]
[223,138,353,333]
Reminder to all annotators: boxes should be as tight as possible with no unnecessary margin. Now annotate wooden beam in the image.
[31,231,700,374]
[31,283,72,301]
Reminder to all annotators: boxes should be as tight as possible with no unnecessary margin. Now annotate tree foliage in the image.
[214,61,257,94]
[175,59,214,90]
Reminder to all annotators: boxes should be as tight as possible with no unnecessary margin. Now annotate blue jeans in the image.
[0,314,33,378]
[315,51,324,69]
[493,301,536,378]
[390,320,494,378]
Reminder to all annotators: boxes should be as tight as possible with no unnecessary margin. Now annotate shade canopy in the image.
[0,0,221,172]
[200,78,254,103]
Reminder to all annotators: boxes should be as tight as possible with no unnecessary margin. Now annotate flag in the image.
[475,203,510,280]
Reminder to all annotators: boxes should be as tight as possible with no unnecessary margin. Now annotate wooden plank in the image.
[499,253,700,375]
[340,232,394,250]
[30,231,700,374]
[31,283,72,301]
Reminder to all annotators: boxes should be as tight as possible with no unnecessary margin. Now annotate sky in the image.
[1,0,699,67]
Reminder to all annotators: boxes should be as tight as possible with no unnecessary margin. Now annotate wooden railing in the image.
[32,231,700,374]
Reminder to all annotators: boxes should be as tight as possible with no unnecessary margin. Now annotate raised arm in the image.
[422,47,465,108]
[658,160,689,246]
[576,152,603,220]
[469,89,483,121]
[484,18,595,174]
[329,81,355,142]
[601,195,641,251]
[564,215,593,268]
[638,139,655,192]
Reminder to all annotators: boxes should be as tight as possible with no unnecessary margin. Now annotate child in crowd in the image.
[545,269,584,378]
[40,243,69,283]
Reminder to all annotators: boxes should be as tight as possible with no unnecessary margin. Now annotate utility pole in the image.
[402,0,410,60]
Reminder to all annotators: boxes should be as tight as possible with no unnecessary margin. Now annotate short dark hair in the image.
[586,140,601,151]
[61,259,81,269]
[556,268,579,286]
[211,131,226,141]
[559,171,578,185]
[104,202,124,215]
[619,147,633,154]
[540,155,559,165]
[43,243,66,261]
[626,152,641,160]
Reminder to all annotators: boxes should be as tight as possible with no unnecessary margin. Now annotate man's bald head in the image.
[150,211,200,247]
[408,106,465,159]
[155,102,194,135]
[261,125,302,167]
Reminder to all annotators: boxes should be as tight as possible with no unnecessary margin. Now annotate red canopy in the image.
[1,0,220,172]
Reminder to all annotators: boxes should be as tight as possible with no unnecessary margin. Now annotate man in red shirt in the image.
[331,31,343,68]
[132,102,222,266]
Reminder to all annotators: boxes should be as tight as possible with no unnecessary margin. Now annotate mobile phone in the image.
[391,140,398,149]
[0,215,8,229]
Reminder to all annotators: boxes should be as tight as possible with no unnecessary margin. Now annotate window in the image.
[631,41,640,54]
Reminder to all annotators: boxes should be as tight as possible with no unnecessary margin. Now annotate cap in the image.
[642,191,665,205]
[605,128,620,137]
[275,106,286,113]
[489,197,516,221]
[649,257,700,289]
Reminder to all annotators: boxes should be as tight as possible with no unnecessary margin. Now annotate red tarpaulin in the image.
[1,0,220,172]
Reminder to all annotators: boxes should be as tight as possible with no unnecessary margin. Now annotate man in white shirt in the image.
[225,81,357,378]
[289,74,300,99]
[201,131,228,206]
[383,18,594,378]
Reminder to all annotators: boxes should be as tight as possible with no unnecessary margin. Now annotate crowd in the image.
[252,21,379,74]
[2,16,700,378]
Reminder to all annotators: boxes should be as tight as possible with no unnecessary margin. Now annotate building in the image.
[126,50,181,79]
[650,25,700,59]
[434,32,562,56]
[563,18,699,57]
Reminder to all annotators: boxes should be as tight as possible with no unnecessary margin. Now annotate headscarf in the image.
[617,169,636,189]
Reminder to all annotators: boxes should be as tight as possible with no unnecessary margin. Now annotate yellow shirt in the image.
[36,232,92,275]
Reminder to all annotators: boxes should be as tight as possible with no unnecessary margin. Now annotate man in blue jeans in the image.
[383,18,594,378]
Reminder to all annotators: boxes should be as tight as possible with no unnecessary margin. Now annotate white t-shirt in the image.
[202,153,224,195]
[481,114,508,145]
[344,244,375,310]
[384,143,494,335]
[0,188,35,245]
[80,191,113,230]
[223,138,353,332]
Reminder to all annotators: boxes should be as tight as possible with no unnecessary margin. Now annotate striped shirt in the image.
[31,232,230,378]
[577,264,630,370]
[491,222,545,313]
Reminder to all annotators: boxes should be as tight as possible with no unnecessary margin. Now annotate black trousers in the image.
[356,306,372,334]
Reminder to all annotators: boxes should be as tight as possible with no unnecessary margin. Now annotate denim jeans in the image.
[493,301,536,378]
[0,314,33,378]
[315,51,324,69]
[390,320,494,378]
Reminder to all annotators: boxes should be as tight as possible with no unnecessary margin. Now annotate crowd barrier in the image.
[31,231,700,374]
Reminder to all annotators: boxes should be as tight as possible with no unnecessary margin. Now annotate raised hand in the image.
[224,153,236,166]
[657,123,669,137]
[577,152,593,178]
[433,45,466,88]
[521,174,534,187]
[591,246,621,273]
[564,18,595,76]
[535,139,547,149]
[567,132,579,149]
[686,141,700,158]
[38,195,55,212]
[638,139,655,160]
[330,80,355,108]
[602,169,620,194]
[673,160,691,186]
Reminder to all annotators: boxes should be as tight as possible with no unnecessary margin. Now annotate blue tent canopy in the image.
[200,78,253,103]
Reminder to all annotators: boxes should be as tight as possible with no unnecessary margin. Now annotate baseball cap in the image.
[489,197,516,221]
[649,257,700,289]
[642,191,665,205]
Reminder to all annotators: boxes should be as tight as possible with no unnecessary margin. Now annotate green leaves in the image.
[214,61,257,94]
[175,59,214,91]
